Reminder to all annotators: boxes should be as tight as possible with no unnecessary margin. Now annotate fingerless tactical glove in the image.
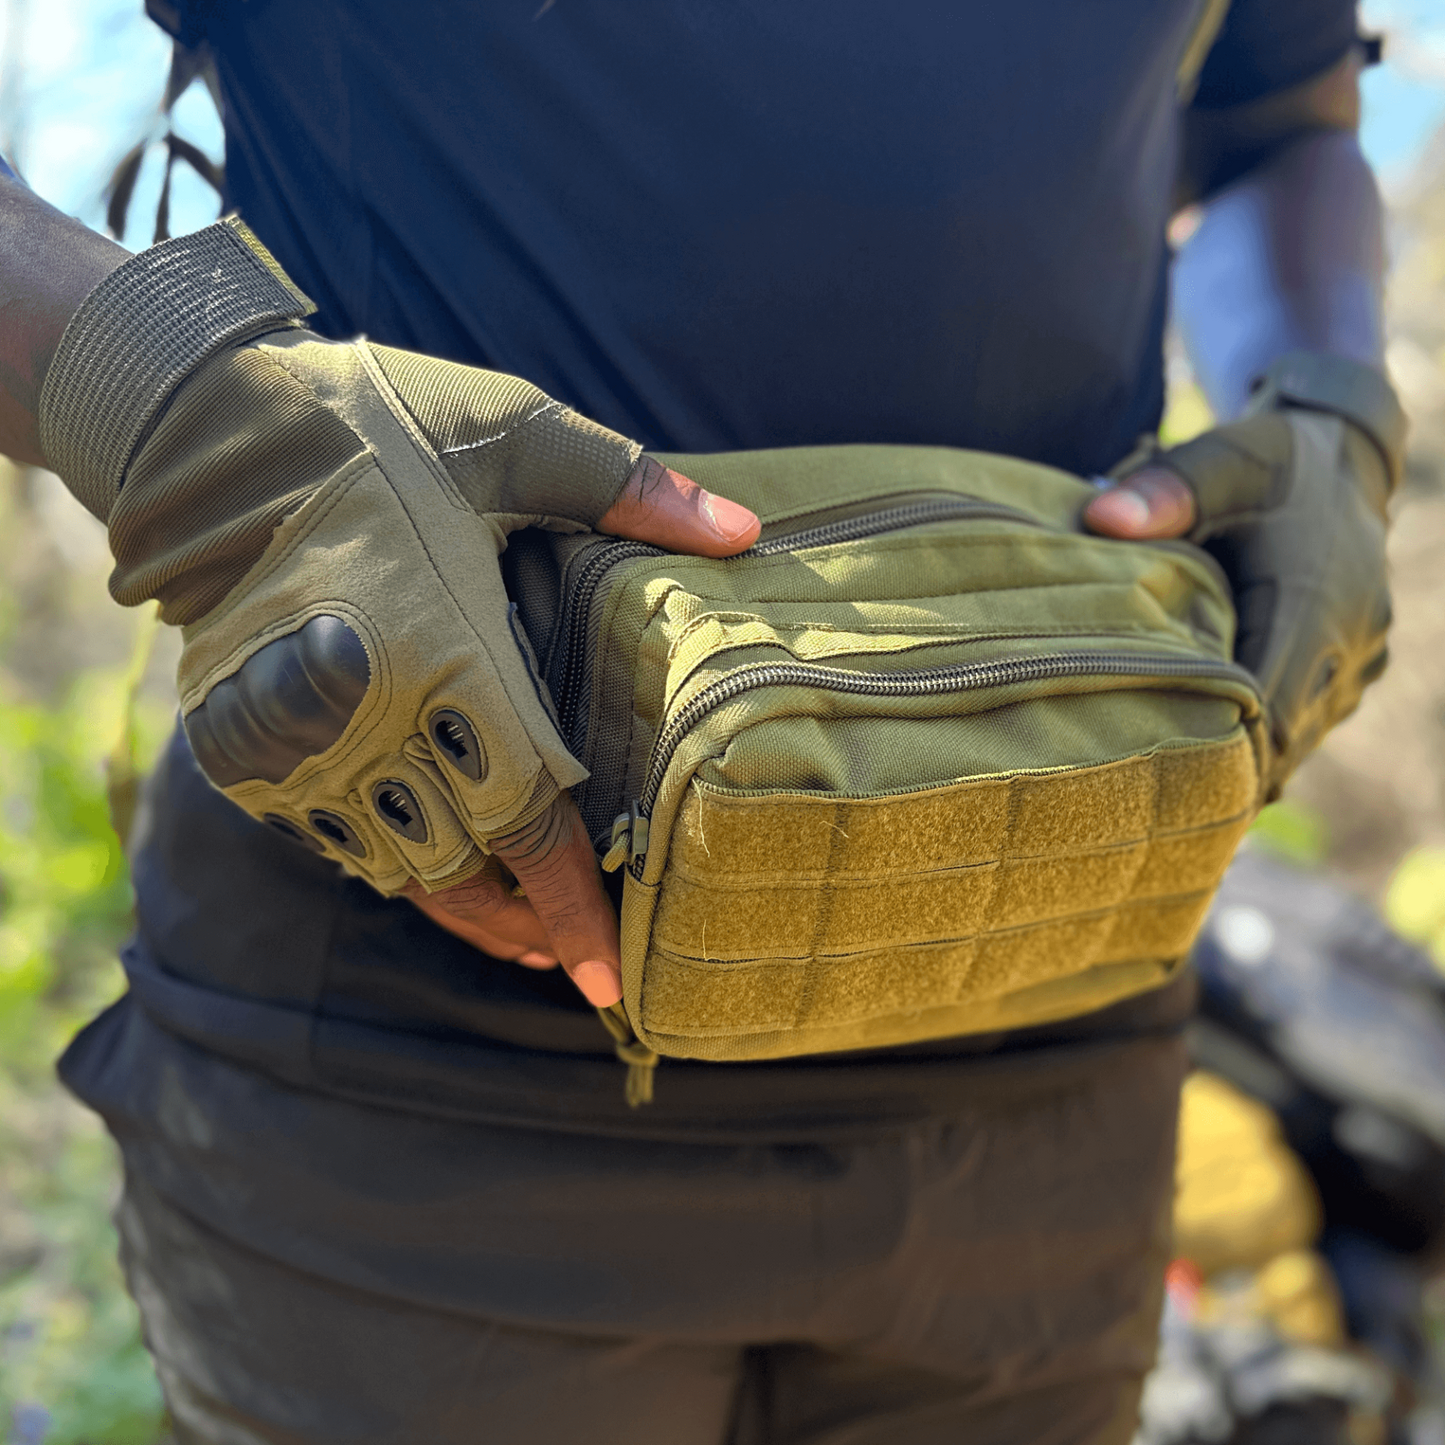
[1153,351,1406,798]
[39,218,645,894]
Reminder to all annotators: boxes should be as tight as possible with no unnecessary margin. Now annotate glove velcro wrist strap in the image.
[37,216,316,522]
[1248,351,1407,491]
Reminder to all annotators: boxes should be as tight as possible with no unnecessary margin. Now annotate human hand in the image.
[405,460,761,1001]
[1084,353,1404,799]
[37,218,759,1008]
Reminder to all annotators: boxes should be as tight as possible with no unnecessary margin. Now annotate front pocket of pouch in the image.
[637,728,1258,1046]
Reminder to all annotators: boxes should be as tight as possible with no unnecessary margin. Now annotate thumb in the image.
[599,456,760,556]
[1083,466,1198,540]
[1089,418,1294,542]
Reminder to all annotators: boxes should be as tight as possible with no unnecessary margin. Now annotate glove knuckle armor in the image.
[307,809,367,857]
[428,709,486,781]
[370,780,429,843]
[184,614,371,787]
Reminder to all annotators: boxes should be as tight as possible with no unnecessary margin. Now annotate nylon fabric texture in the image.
[510,444,1270,1067]
[108,345,368,623]
[370,344,646,520]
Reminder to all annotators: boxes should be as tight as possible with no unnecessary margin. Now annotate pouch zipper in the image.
[606,650,1260,879]
[552,494,1040,751]
[747,495,1038,556]
[553,540,661,751]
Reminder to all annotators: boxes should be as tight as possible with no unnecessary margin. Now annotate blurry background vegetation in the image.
[0,0,1441,1439]
[0,467,178,1442]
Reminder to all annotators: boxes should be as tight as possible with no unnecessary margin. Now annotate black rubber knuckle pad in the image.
[428,709,487,781]
[308,809,366,856]
[184,615,372,787]
[371,781,428,843]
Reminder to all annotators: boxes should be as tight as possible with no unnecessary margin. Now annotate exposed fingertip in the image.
[1086,487,1153,536]
[700,490,761,547]
[516,950,560,971]
[572,960,623,1007]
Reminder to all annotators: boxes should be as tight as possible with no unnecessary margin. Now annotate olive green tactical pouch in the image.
[507,444,1266,1078]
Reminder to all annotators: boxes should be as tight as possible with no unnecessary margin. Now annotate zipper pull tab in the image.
[600,815,630,872]
[601,802,649,873]
[597,1001,659,1107]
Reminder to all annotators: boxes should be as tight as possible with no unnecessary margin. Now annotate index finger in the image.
[424,791,623,1007]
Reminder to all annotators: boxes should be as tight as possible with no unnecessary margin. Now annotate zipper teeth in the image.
[629,649,1258,875]
[555,540,662,748]
[748,497,1038,556]
[554,497,1035,745]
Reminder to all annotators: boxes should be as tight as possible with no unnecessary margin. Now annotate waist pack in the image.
[505,444,1267,1095]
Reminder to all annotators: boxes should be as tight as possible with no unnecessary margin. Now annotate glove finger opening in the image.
[1161,418,1294,541]
[360,756,487,890]
[308,807,367,856]
[261,812,325,854]
[426,708,487,782]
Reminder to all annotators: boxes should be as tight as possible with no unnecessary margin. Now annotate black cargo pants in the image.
[69,996,1183,1445]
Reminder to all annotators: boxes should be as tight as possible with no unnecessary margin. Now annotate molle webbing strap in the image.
[1248,351,1408,489]
[37,216,316,523]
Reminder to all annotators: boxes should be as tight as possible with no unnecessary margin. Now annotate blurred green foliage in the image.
[1158,377,1214,446]
[0,645,172,1441]
[1247,799,1331,869]
[1386,846,1445,973]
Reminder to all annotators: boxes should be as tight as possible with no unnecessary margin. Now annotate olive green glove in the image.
[1137,353,1405,798]
[38,218,647,894]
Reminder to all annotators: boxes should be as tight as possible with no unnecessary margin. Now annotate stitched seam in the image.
[354,341,473,514]
[652,887,1218,967]
[438,399,563,455]
[662,818,1253,888]
[228,354,558,814]
[177,452,379,693]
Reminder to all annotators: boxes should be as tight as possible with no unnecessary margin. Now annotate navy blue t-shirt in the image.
[115,0,1358,1121]
[155,0,1353,472]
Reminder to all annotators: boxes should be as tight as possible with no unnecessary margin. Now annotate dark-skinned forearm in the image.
[0,175,129,465]
[1174,128,1385,420]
